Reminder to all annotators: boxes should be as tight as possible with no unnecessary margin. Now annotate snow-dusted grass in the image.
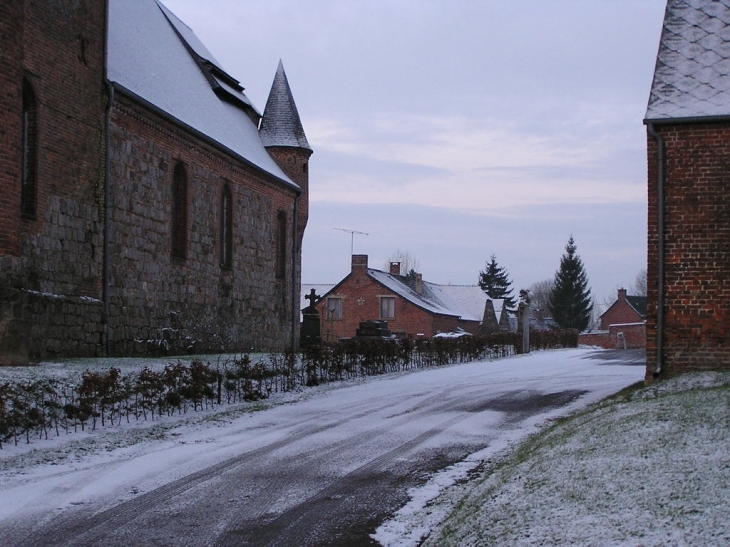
[417,371,730,547]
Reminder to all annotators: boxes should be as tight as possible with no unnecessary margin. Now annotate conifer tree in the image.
[548,236,593,331]
[478,255,516,310]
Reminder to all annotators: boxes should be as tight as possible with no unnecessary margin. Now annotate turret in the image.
[259,61,313,248]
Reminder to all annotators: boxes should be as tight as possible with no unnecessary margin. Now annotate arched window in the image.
[275,211,287,279]
[171,162,188,260]
[220,183,233,268]
[21,78,38,219]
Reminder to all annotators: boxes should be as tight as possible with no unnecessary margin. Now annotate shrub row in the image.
[0,330,577,447]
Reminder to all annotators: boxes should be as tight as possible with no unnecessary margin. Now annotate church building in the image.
[0,0,312,363]
[644,0,730,380]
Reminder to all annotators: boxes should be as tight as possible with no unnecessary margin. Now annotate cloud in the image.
[307,109,647,211]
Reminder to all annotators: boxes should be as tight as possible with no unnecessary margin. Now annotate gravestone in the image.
[355,320,391,338]
[300,288,322,348]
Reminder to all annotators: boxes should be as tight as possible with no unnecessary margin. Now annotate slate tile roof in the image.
[260,61,312,150]
[107,0,295,186]
[646,0,730,121]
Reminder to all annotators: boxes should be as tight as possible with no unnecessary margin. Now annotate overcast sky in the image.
[163,0,668,307]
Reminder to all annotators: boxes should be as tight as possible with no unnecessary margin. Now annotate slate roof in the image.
[107,0,296,187]
[259,61,312,150]
[646,0,730,121]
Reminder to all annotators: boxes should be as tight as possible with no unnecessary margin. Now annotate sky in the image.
[163,0,668,308]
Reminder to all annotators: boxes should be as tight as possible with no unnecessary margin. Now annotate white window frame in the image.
[379,296,395,319]
[326,297,343,320]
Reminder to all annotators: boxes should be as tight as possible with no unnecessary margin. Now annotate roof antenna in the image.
[334,228,368,256]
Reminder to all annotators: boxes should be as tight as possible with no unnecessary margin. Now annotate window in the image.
[275,211,287,279]
[326,297,342,320]
[171,162,188,260]
[21,78,38,219]
[380,297,395,319]
[220,183,233,268]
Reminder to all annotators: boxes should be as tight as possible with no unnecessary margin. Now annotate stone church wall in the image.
[1,1,306,362]
[106,95,300,354]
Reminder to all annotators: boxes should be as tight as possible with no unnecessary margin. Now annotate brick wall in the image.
[647,121,730,379]
[264,145,312,250]
[580,323,645,350]
[0,0,107,363]
[579,331,612,349]
[0,1,24,258]
[107,94,300,354]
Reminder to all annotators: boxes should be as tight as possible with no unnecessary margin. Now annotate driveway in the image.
[0,348,643,547]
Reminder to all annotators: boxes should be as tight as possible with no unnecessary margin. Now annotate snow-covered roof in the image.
[430,285,489,322]
[107,0,295,187]
[367,270,485,321]
[646,0,730,121]
[260,61,312,150]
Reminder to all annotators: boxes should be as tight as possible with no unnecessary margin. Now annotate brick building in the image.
[0,0,311,363]
[644,0,730,380]
[312,255,487,342]
[600,288,646,330]
[579,288,646,350]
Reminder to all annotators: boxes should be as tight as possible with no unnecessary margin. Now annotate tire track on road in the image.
[10,399,398,547]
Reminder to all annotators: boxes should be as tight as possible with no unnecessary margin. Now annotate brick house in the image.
[600,289,646,330]
[0,0,311,363]
[311,255,487,342]
[644,0,730,380]
[579,289,646,350]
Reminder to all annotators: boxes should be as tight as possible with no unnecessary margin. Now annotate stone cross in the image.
[304,288,321,310]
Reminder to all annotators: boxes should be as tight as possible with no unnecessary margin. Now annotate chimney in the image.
[618,288,627,301]
[389,261,401,276]
[534,308,543,324]
[415,273,423,294]
[352,254,368,273]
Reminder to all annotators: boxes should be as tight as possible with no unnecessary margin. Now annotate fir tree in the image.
[478,255,517,310]
[548,236,593,331]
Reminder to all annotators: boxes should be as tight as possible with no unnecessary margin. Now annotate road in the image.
[0,349,643,546]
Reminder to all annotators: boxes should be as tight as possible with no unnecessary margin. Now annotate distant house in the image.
[309,255,487,342]
[529,309,558,332]
[580,289,646,350]
[601,289,646,331]
[644,0,730,380]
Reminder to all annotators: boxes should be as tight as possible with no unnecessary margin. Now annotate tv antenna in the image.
[334,228,369,255]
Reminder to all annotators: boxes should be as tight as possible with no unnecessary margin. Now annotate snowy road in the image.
[0,349,643,546]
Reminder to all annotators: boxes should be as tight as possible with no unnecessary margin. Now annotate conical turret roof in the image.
[259,61,312,150]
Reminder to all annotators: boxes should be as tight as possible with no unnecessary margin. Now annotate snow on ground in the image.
[392,370,730,547]
[0,348,646,541]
